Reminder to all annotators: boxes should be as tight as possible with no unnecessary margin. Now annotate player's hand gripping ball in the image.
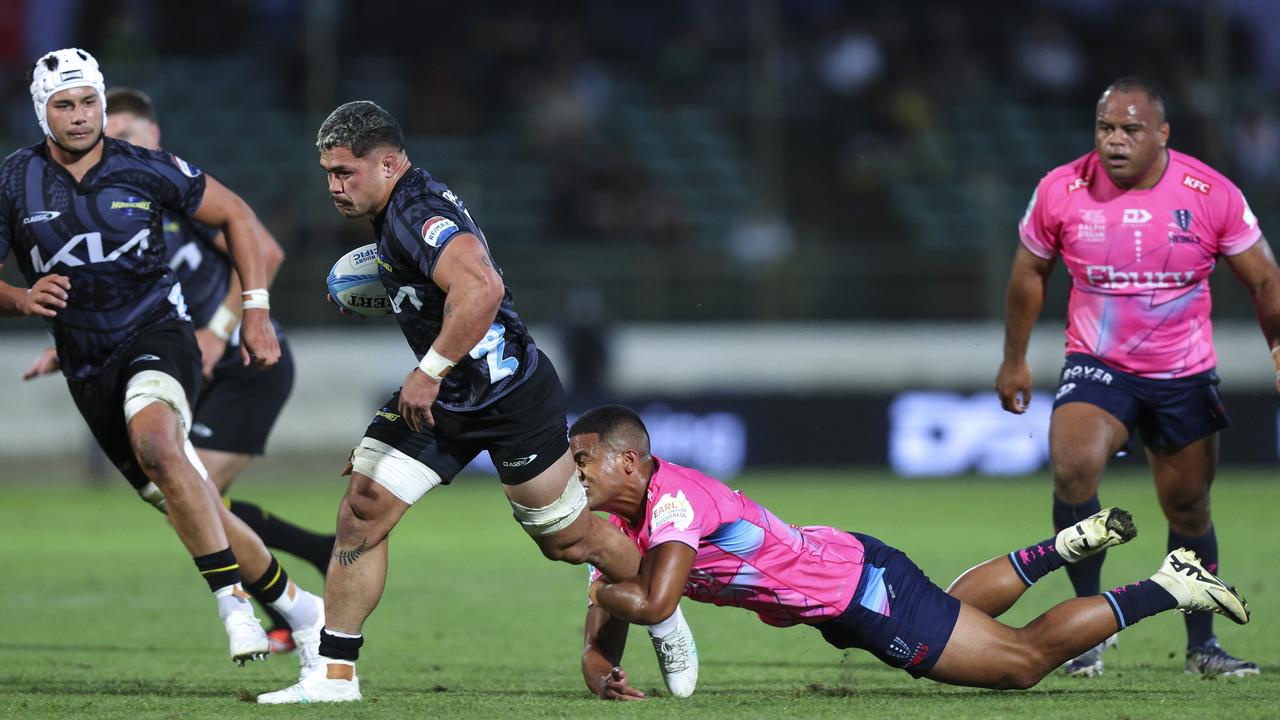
[327,243,391,317]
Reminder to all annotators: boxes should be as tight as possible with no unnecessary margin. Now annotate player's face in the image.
[106,111,160,150]
[571,433,625,511]
[1094,89,1169,187]
[45,86,103,154]
[320,146,384,218]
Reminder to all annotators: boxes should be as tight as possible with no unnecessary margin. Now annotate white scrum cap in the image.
[29,48,107,137]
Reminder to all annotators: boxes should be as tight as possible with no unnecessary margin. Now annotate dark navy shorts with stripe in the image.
[813,533,961,678]
[1053,353,1229,449]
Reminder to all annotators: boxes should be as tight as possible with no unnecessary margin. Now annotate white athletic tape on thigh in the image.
[509,472,587,537]
[123,370,192,433]
[351,437,443,506]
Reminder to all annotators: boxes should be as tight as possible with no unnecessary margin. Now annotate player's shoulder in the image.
[1166,149,1241,197]
[106,138,203,178]
[392,166,456,212]
[0,141,43,179]
[1035,151,1098,196]
[652,458,726,499]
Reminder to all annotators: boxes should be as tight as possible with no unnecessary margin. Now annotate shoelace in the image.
[653,635,691,673]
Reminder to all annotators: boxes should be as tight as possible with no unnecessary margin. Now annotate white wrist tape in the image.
[241,288,270,310]
[418,347,456,381]
[207,304,238,340]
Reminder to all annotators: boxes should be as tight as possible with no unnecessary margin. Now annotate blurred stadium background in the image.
[3,0,1280,480]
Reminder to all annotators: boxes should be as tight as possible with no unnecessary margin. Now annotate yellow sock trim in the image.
[260,563,284,592]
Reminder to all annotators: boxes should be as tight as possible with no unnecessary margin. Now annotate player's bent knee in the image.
[510,473,587,541]
[123,370,193,433]
[130,426,188,478]
[350,437,442,506]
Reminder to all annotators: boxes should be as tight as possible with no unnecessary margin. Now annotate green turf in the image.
[1,469,1276,719]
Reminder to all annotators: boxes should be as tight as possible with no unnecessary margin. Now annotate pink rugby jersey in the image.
[591,458,865,627]
[1019,149,1262,378]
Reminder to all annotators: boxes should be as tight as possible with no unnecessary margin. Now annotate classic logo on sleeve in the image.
[420,216,460,247]
[650,490,695,533]
[170,154,202,178]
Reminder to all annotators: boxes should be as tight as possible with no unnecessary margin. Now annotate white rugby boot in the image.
[1055,507,1137,563]
[1151,548,1250,625]
[223,607,270,666]
[257,671,362,704]
[289,593,325,680]
[649,606,698,698]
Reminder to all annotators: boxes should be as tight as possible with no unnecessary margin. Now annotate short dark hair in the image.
[105,87,157,121]
[569,405,651,455]
[316,100,405,157]
[1100,75,1167,123]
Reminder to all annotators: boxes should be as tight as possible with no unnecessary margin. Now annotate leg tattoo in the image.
[335,538,369,566]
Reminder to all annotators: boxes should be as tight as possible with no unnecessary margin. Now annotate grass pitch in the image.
[1,468,1276,719]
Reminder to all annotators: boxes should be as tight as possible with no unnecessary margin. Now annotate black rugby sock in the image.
[1169,526,1219,649]
[1053,494,1104,596]
[230,499,335,575]
[1103,579,1178,629]
[194,547,241,593]
[1007,537,1067,586]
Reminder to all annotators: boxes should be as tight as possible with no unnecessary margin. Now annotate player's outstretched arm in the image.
[582,605,644,701]
[592,541,696,626]
[996,246,1056,414]
[190,175,280,368]
[1223,236,1280,393]
[397,233,505,431]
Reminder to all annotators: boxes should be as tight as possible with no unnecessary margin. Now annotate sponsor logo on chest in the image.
[1182,173,1212,194]
[1076,209,1107,242]
[1085,265,1195,289]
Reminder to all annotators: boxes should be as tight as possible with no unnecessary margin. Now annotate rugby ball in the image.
[327,243,391,317]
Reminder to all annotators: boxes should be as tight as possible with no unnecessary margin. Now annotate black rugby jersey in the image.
[0,137,205,380]
[373,166,537,411]
[162,212,228,328]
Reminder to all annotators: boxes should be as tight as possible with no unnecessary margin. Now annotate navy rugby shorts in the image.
[1053,353,1229,448]
[66,320,202,490]
[814,533,960,678]
[363,349,569,486]
[189,336,294,455]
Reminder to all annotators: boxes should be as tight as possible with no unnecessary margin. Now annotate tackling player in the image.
[0,49,323,673]
[259,101,684,703]
[996,76,1280,677]
[571,405,1250,699]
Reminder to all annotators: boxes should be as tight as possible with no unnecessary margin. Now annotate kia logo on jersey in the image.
[1122,209,1152,224]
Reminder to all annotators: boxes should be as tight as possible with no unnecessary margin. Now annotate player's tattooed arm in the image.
[335,538,369,566]
[443,302,453,318]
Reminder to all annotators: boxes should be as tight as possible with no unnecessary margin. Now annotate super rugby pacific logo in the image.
[170,154,201,178]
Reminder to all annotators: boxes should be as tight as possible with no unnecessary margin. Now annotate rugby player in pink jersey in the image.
[570,406,1249,699]
[997,76,1280,678]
